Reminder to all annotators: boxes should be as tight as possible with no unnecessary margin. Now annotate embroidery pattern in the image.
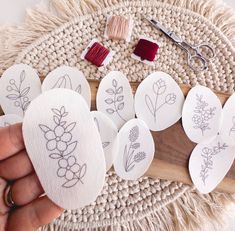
[105,79,126,122]
[6,70,31,114]
[123,125,146,172]
[39,106,87,188]
[94,117,110,149]
[52,74,82,93]
[145,79,176,123]
[229,116,235,136]
[192,94,216,135]
[200,142,228,185]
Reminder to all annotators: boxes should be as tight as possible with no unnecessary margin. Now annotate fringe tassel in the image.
[0,0,234,74]
[38,188,235,231]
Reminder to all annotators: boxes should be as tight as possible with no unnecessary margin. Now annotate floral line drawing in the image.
[123,125,146,172]
[52,74,82,94]
[6,70,31,114]
[145,79,176,123]
[39,106,87,188]
[192,94,216,135]
[94,117,110,149]
[229,116,235,136]
[200,142,228,185]
[105,79,126,122]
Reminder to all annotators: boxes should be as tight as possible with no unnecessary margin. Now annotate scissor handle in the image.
[194,44,215,61]
[187,55,208,72]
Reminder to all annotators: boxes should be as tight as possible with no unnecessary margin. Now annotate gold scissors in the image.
[146,18,215,72]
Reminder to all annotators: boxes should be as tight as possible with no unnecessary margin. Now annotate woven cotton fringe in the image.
[0,0,235,74]
[39,187,235,231]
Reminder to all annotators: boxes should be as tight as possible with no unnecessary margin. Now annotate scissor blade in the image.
[145,18,170,35]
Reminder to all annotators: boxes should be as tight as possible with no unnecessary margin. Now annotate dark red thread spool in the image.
[85,42,110,67]
[133,39,159,62]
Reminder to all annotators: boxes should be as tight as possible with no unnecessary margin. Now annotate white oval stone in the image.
[220,93,235,146]
[189,135,235,194]
[0,64,41,117]
[0,114,23,127]
[182,85,222,143]
[23,89,106,210]
[135,72,185,131]
[41,66,91,108]
[91,111,119,171]
[114,119,155,180]
[96,71,135,129]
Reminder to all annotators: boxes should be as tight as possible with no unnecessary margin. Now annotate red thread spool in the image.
[85,42,110,67]
[133,39,159,62]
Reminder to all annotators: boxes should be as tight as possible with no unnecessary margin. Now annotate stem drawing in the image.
[192,94,216,135]
[123,125,146,172]
[39,106,87,188]
[6,70,31,114]
[200,142,228,185]
[145,79,176,123]
[105,79,126,122]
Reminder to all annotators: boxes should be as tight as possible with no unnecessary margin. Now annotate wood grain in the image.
[1,79,234,193]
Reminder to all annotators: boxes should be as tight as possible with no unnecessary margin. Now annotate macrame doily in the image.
[0,0,235,230]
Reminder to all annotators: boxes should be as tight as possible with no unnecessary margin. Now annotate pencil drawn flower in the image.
[192,94,216,135]
[105,79,126,122]
[123,125,146,172]
[6,70,31,114]
[200,142,228,185]
[145,79,176,122]
[39,106,87,188]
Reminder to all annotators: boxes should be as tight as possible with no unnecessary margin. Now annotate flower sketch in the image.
[6,70,31,114]
[94,117,110,149]
[192,94,216,135]
[145,79,176,123]
[200,142,228,185]
[229,116,235,136]
[104,79,126,122]
[52,74,82,94]
[123,125,146,172]
[39,106,87,188]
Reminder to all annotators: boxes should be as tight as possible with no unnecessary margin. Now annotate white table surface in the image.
[0,0,234,230]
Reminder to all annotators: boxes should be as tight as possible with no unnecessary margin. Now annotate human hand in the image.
[0,123,64,231]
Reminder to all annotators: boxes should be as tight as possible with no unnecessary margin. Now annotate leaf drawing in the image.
[104,78,127,122]
[52,74,82,94]
[94,117,111,149]
[145,79,177,123]
[200,142,228,185]
[38,106,87,188]
[6,70,31,114]
[229,116,235,136]
[123,125,146,172]
[192,94,216,135]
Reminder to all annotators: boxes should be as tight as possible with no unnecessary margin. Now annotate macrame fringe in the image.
[39,188,235,231]
[0,0,235,74]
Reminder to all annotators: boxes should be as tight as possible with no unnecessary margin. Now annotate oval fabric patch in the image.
[0,114,23,127]
[135,72,185,131]
[41,66,91,108]
[91,111,119,171]
[23,89,106,209]
[189,135,235,194]
[0,64,41,117]
[96,71,135,129]
[182,85,222,143]
[114,119,155,180]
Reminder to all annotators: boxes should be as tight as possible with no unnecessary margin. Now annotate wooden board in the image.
[1,79,234,193]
